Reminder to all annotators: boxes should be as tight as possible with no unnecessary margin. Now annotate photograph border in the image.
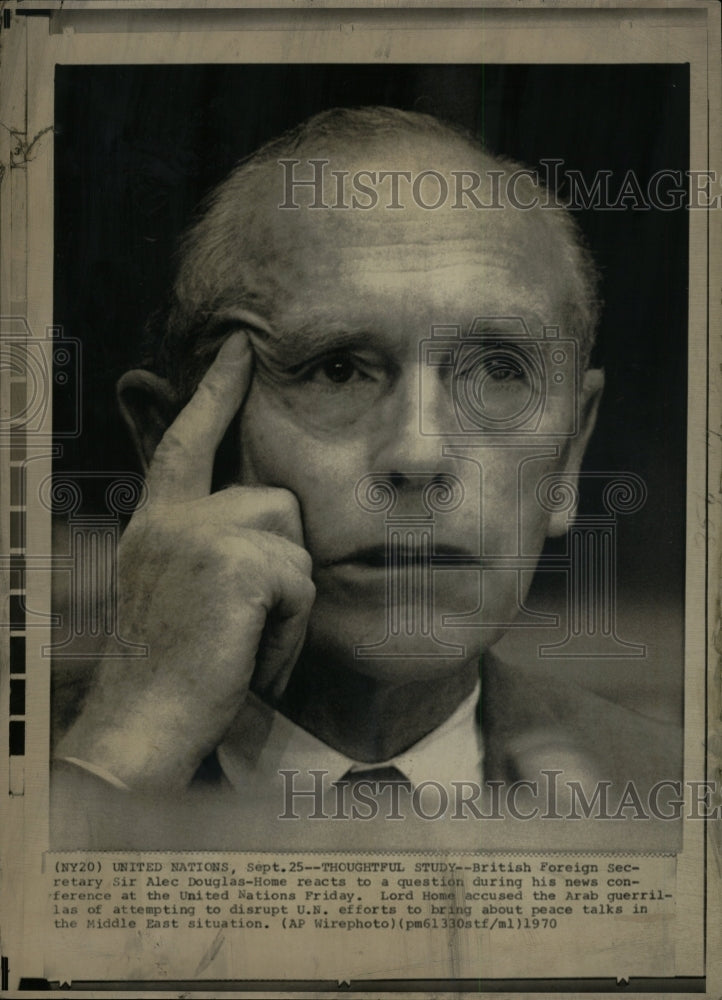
[0,1,719,996]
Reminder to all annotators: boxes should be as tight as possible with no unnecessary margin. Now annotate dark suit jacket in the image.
[51,652,682,852]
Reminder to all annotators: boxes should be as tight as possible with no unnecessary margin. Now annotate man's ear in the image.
[117,370,179,475]
[546,367,605,537]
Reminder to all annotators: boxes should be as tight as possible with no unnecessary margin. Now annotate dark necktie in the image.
[337,765,412,791]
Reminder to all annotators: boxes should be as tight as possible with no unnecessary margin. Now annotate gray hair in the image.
[152,106,602,400]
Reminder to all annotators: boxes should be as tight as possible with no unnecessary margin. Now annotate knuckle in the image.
[299,575,317,605]
[294,545,313,576]
[210,486,303,535]
[266,533,313,576]
[119,510,159,551]
[208,532,248,567]
[259,487,302,520]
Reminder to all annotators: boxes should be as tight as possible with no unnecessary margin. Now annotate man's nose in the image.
[372,366,452,477]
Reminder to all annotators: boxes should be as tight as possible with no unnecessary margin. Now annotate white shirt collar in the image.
[217,680,482,792]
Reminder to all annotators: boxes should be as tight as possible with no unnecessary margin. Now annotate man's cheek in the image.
[237,401,352,507]
[237,388,296,485]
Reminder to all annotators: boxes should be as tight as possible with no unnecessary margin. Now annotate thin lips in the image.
[324,543,471,567]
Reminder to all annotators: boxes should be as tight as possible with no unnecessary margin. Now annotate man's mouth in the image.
[324,543,472,568]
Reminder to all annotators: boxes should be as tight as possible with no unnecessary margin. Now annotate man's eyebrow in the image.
[212,308,564,359]
[249,322,375,362]
[212,307,367,354]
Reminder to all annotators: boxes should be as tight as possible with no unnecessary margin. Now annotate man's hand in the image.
[56,333,316,792]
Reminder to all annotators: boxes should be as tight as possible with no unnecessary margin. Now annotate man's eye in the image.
[319,355,359,384]
[484,354,526,381]
[305,352,373,387]
[455,346,529,384]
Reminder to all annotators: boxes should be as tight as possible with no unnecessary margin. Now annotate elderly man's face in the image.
[233,147,601,681]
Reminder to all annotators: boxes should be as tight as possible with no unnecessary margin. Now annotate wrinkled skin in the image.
[57,142,603,788]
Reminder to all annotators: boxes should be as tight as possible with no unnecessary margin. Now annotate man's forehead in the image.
[256,133,506,217]
[247,220,565,319]
[218,132,576,337]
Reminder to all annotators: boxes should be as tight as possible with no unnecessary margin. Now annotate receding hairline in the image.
[157,106,602,397]
[195,106,540,210]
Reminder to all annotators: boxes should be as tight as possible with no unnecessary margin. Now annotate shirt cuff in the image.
[55,756,132,792]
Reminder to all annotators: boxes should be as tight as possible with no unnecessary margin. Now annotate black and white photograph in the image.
[0,1,719,994]
[49,62,687,854]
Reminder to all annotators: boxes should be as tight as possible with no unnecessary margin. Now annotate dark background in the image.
[53,65,689,714]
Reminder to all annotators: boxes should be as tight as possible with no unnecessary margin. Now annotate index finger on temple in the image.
[147,332,253,501]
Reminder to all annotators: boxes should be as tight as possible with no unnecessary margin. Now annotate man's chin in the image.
[304,601,490,682]
[312,569,487,616]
